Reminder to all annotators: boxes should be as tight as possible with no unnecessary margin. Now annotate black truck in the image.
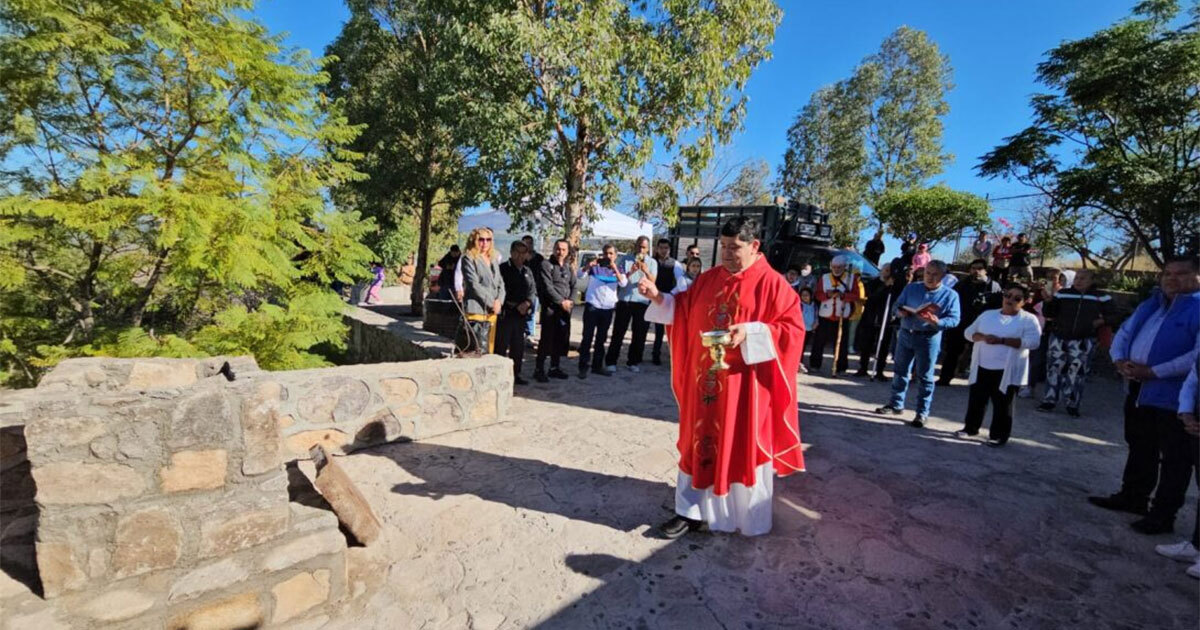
[668,201,880,278]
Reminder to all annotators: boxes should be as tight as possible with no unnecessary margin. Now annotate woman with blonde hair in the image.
[459,227,505,353]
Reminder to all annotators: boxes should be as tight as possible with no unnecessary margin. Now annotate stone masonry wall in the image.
[3,353,512,628]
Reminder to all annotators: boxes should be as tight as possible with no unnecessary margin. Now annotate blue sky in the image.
[255,0,1137,256]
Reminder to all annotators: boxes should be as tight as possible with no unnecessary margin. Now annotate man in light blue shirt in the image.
[875,260,961,427]
[1090,257,1200,536]
[604,236,658,373]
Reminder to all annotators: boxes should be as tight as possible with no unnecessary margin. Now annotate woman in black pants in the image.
[955,285,1043,447]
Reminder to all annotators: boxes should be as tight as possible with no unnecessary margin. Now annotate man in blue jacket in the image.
[1089,257,1200,535]
[874,260,961,427]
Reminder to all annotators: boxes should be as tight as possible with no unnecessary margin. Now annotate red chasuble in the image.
[666,255,806,495]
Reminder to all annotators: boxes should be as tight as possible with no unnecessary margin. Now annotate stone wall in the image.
[343,305,457,363]
[1,353,512,628]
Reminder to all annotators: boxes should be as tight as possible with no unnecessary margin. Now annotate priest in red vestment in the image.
[639,216,806,537]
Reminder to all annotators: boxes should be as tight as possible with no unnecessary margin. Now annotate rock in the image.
[78,588,156,622]
[415,394,463,437]
[159,449,227,493]
[126,361,198,390]
[447,371,473,391]
[168,390,233,449]
[36,541,86,597]
[379,377,420,405]
[469,390,499,423]
[285,429,350,457]
[296,376,370,424]
[261,529,344,572]
[168,592,263,630]
[311,447,382,545]
[241,381,284,475]
[271,569,331,623]
[25,416,107,450]
[112,508,183,578]
[199,506,289,558]
[169,558,249,601]
[33,462,146,505]
[354,409,403,446]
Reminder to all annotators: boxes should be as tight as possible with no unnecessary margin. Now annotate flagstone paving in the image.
[325,353,1198,629]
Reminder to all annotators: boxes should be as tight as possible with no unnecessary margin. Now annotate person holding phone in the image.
[577,244,628,378]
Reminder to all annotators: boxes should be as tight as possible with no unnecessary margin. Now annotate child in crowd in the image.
[799,286,818,374]
[676,257,702,294]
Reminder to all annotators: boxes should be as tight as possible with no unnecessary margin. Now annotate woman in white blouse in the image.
[955,284,1043,447]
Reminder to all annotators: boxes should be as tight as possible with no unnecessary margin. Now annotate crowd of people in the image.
[430,226,1199,576]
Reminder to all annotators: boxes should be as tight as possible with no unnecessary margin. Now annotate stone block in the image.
[295,376,370,424]
[241,381,284,475]
[447,370,473,391]
[169,557,249,602]
[271,569,331,623]
[379,377,419,405]
[285,429,349,457]
[116,421,160,461]
[33,461,145,505]
[261,529,344,572]
[199,505,289,558]
[354,409,403,446]
[168,592,263,630]
[168,390,234,449]
[127,361,198,390]
[25,416,108,451]
[112,508,183,578]
[78,588,157,622]
[415,394,463,437]
[311,446,381,545]
[469,389,499,423]
[160,449,227,493]
[36,541,86,597]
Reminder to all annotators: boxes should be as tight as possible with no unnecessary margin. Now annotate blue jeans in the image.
[888,328,942,416]
[526,296,539,338]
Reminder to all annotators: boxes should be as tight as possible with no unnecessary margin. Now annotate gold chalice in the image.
[700,330,733,373]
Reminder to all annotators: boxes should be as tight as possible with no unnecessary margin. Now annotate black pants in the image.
[606,302,650,367]
[494,313,527,377]
[809,318,851,373]
[578,305,615,374]
[536,306,571,371]
[1117,385,1171,503]
[938,327,970,384]
[652,323,667,363]
[1148,408,1199,525]
[992,265,1009,286]
[962,367,1017,442]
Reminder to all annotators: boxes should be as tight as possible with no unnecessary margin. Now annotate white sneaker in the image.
[627,365,641,373]
[1188,561,1200,579]
[1017,386,1032,399]
[1156,541,1200,563]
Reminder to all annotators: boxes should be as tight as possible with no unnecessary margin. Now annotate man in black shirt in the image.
[936,259,1002,386]
[496,241,537,384]
[534,239,576,382]
[522,235,544,340]
[651,238,679,365]
[437,245,460,299]
[1009,233,1034,284]
[864,231,886,267]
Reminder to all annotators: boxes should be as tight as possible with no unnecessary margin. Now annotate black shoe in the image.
[1037,402,1056,412]
[652,358,662,366]
[659,515,702,539]
[935,378,952,387]
[1066,407,1080,418]
[872,373,889,382]
[548,368,569,380]
[909,414,927,428]
[1131,517,1174,535]
[854,369,869,378]
[1087,493,1148,515]
[592,367,612,377]
[986,438,1007,448]
[534,371,549,383]
[577,370,588,380]
[874,405,903,416]
[514,376,529,386]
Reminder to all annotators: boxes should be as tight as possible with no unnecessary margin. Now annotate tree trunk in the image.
[130,248,169,328]
[410,189,436,317]
[564,165,586,250]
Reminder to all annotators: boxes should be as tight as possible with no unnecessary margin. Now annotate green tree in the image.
[978,0,1200,268]
[778,83,870,248]
[0,0,372,386]
[722,159,774,206]
[855,26,953,197]
[323,0,520,314]
[874,186,990,246]
[482,0,782,244]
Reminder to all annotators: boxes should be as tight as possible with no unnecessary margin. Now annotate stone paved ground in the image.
[328,345,1199,630]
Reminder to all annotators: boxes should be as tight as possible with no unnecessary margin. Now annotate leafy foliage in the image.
[0,0,373,387]
[478,0,782,242]
[873,186,991,246]
[978,0,1200,268]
